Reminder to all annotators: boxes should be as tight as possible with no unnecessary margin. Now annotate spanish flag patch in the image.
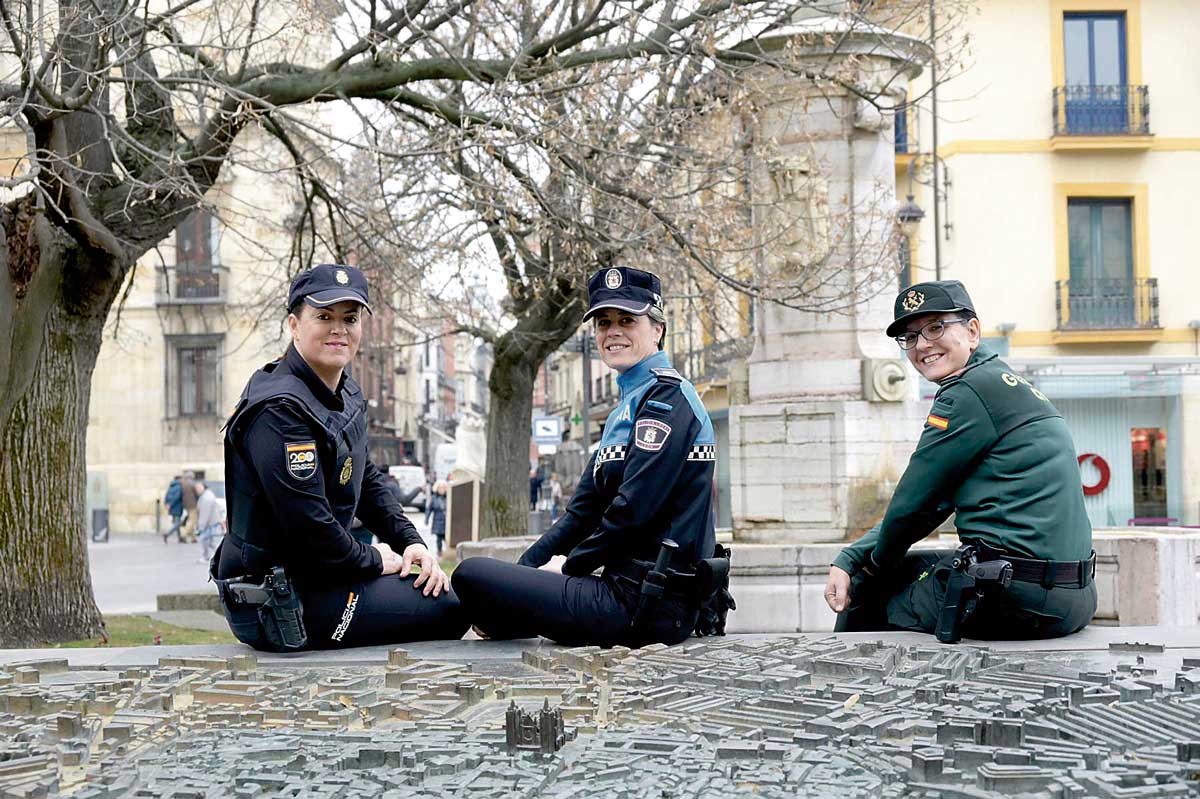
[927,414,950,430]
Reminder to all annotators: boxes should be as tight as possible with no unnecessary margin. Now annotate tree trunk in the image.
[0,223,112,646]
[0,306,108,645]
[480,338,538,539]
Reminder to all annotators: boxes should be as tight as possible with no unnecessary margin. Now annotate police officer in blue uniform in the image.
[213,264,468,650]
[825,281,1096,641]
[452,266,730,647]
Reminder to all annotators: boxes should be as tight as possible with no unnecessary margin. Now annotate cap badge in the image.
[335,269,350,285]
[605,268,622,290]
[902,290,926,312]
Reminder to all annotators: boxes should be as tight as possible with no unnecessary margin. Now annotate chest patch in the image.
[286,441,318,480]
[634,419,671,452]
[339,456,354,485]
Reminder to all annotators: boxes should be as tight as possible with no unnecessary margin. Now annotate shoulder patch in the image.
[285,441,318,480]
[651,367,682,385]
[634,418,672,451]
[926,414,950,431]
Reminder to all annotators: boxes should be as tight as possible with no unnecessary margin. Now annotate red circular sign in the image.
[1077,453,1110,496]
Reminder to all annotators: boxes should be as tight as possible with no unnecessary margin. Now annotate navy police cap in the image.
[886,280,975,337]
[583,266,665,322]
[288,264,372,314]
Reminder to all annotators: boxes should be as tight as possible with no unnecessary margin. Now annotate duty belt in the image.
[969,541,1096,589]
[607,558,703,602]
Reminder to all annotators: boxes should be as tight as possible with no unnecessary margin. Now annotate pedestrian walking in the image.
[547,473,563,522]
[179,470,199,543]
[194,481,225,563]
[163,475,184,543]
[430,481,448,555]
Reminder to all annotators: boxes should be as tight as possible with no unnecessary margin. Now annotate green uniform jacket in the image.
[835,344,1092,575]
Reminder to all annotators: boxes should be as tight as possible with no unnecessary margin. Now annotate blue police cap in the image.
[582,267,664,322]
[287,264,372,314]
[886,280,974,337]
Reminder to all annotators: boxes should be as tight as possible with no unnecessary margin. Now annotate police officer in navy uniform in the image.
[825,280,1097,640]
[214,264,468,650]
[452,266,723,647]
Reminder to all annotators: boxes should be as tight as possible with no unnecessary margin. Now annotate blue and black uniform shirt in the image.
[520,350,717,575]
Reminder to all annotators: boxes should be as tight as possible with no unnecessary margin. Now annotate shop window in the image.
[1130,427,1168,522]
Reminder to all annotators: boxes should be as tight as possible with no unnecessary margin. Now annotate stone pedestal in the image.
[725,537,956,633]
[1093,529,1200,626]
[728,21,931,544]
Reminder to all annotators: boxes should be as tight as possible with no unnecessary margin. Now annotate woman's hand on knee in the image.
[373,542,404,576]
[402,543,450,598]
[825,566,851,613]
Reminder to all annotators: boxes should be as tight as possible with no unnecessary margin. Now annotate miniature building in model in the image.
[505,699,572,755]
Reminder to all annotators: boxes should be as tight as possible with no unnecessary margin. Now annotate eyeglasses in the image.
[895,318,968,350]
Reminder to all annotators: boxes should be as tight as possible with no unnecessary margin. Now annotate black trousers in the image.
[836,550,1097,640]
[223,574,470,651]
[452,557,697,648]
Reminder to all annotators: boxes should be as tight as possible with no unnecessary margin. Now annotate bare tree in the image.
[323,0,966,537]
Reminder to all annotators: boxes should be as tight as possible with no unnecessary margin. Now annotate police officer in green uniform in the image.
[825,280,1097,640]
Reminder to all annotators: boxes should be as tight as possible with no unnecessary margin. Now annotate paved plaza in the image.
[1,627,1199,797]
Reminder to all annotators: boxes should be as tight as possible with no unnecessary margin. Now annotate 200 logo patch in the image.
[285,441,318,480]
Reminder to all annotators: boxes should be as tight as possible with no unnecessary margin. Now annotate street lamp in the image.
[896,194,925,241]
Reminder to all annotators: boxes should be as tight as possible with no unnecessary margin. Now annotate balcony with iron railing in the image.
[1055,278,1159,331]
[1052,85,1151,148]
[155,265,229,305]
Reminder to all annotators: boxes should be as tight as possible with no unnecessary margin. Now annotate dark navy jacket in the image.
[519,351,717,576]
[217,345,423,586]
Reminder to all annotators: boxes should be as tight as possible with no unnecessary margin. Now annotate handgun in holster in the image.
[935,544,1013,644]
[220,566,308,651]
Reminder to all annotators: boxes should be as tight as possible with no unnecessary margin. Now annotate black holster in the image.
[935,544,1012,644]
[694,544,735,637]
[215,565,308,651]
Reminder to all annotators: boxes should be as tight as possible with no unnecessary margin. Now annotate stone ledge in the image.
[156,590,223,613]
[456,536,538,564]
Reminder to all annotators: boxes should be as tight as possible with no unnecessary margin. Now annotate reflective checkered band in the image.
[594,444,626,474]
[688,444,716,462]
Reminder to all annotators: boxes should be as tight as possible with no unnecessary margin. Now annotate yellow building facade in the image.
[899,0,1200,525]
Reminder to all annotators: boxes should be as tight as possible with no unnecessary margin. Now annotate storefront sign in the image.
[1077,453,1111,496]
